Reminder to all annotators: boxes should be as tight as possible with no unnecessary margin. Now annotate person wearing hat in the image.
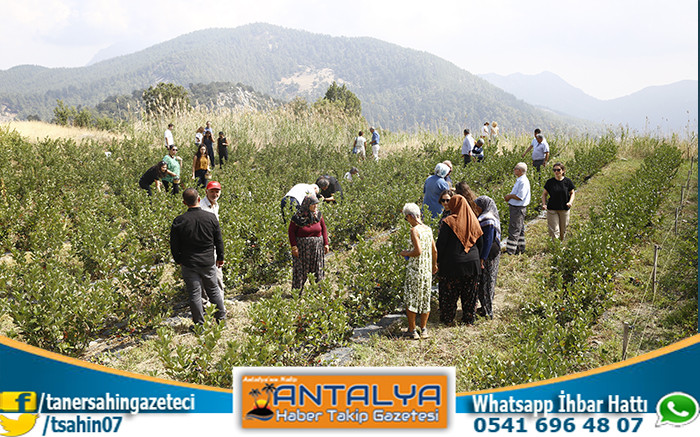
[170,188,226,326]
[201,180,221,219]
[201,180,224,294]
[288,195,329,295]
[423,163,451,219]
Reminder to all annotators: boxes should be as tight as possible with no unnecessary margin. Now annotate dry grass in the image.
[2,121,117,144]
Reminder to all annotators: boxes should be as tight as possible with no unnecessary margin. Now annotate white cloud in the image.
[0,0,696,99]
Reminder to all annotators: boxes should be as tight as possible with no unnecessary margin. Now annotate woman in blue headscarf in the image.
[474,195,501,319]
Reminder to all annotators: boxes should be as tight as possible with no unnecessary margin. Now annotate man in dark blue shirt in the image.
[170,188,226,325]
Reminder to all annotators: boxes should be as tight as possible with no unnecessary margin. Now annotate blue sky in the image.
[0,0,696,100]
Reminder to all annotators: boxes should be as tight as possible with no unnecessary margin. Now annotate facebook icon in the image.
[0,392,37,412]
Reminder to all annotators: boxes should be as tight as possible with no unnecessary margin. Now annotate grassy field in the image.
[0,109,696,391]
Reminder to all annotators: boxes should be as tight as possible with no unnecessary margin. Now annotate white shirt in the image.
[481,125,490,137]
[462,134,475,155]
[284,183,316,204]
[531,137,550,160]
[164,129,174,147]
[200,196,220,220]
[195,132,203,144]
[353,136,366,152]
[509,174,531,207]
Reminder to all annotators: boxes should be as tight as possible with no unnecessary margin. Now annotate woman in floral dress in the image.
[399,203,438,340]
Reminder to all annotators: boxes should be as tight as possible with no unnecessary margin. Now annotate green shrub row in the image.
[460,143,682,390]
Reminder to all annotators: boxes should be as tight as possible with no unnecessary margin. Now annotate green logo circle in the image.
[656,392,699,426]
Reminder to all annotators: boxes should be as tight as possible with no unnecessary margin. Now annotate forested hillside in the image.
[0,24,596,134]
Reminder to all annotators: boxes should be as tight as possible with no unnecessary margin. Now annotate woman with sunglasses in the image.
[541,162,576,241]
[161,145,182,195]
[438,189,455,223]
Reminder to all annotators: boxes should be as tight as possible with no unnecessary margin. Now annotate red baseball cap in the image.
[206,181,221,190]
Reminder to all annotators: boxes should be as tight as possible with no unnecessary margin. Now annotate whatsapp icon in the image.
[656,392,699,426]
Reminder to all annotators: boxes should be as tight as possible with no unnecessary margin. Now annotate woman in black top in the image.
[139,161,176,196]
[203,130,215,170]
[217,131,229,169]
[541,162,576,241]
[436,194,483,325]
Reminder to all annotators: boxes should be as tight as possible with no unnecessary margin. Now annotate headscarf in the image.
[291,195,321,227]
[434,163,450,178]
[443,194,483,253]
[475,196,501,241]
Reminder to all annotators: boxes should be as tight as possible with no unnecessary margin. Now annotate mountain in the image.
[0,24,596,134]
[86,40,157,66]
[479,72,697,133]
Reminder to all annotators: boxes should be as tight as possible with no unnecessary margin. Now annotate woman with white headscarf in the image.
[288,195,329,295]
[423,163,451,220]
[474,195,501,319]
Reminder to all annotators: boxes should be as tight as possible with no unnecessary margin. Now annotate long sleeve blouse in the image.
[288,217,329,247]
[436,222,482,278]
[480,224,496,261]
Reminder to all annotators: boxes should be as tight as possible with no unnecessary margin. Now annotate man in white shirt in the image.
[461,129,475,166]
[200,180,221,219]
[164,123,175,149]
[280,183,320,223]
[201,180,223,294]
[522,128,550,172]
[504,163,531,255]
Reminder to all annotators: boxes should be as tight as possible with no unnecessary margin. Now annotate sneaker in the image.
[404,329,420,340]
[420,327,429,339]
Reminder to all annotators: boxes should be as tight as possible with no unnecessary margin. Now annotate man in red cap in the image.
[201,180,221,219]
[201,180,224,295]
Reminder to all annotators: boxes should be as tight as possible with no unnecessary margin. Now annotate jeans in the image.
[181,264,226,324]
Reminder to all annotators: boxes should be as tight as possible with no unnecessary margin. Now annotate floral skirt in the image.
[292,236,325,293]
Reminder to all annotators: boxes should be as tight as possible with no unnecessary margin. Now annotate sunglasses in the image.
[553,168,562,172]
[440,198,450,203]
